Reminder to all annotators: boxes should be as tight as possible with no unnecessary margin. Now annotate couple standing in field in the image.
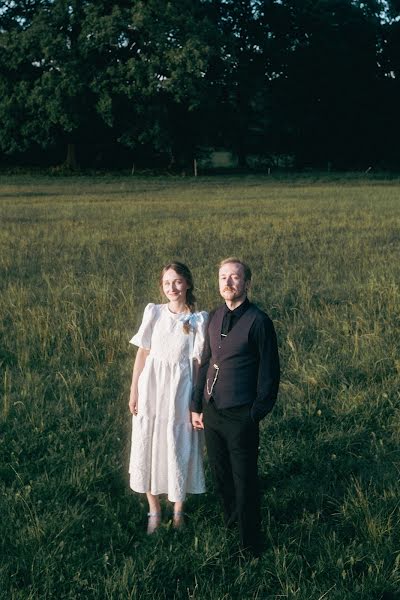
[128,258,280,556]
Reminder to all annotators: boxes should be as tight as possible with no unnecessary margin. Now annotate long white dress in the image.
[129,303,208,502]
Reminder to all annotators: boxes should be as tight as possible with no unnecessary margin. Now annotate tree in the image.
[0,0,214,168]
[376,1,400,166]
[264,1,383,167]
[198,0,276,167]
[95,0,215,167]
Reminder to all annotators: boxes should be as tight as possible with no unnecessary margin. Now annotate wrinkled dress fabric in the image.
[129,303,207,502]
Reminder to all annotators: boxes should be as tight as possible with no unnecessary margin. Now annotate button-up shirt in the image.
[221,297,250,337]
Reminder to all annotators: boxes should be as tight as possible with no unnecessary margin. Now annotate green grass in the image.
[0,174,399,599]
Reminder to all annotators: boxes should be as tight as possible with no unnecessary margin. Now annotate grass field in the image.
[0,174,399,600]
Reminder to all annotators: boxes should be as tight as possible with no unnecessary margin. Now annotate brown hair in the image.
[219,257,252,281]
[160,261,196,333]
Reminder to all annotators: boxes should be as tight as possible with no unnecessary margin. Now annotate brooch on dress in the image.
[178,313,197,334]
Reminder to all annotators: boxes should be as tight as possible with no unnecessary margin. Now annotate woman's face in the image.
[162,269,189,304]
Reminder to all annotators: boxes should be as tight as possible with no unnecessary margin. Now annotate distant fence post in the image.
[194,159,198,177]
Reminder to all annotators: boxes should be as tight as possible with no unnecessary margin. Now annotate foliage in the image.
[1,1,400,168]
[1,174,400,599]
[0,0,214,166]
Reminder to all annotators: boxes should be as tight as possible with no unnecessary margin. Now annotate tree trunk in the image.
[65,143,78,170]
[237,143,247,169]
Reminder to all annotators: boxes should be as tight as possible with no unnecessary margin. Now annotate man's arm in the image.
[250,314,280,422]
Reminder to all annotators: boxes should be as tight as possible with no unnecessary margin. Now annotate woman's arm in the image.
[129,347,150,415]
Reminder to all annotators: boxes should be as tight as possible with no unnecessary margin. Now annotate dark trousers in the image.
[203,400,261,551]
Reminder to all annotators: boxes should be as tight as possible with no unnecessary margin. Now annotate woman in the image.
[128,262,207,534]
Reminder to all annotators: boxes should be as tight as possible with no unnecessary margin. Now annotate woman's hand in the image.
[129,388,139,415]
[191,412,204,430]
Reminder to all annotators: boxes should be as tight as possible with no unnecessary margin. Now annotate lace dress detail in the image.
[129,303,207,502]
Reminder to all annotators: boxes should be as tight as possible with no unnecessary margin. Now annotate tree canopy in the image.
[0,0,399,169]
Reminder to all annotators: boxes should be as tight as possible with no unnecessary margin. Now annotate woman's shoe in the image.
[147,512,161,535]
[172,511,186,530]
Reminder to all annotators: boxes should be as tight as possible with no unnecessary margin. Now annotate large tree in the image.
[267,0,383,168]
[0,0,214,168]
[0,0,102,166]
[198,0,279,167]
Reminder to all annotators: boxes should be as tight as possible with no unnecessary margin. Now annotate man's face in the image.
[218,262,248,304]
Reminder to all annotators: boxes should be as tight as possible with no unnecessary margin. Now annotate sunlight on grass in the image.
[0,175,399,599]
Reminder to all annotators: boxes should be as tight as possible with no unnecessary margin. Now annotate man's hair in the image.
[219,257,252,282]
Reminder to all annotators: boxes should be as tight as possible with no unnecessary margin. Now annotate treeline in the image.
[0,0,399,171]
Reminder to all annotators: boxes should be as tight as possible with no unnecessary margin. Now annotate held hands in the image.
[191,412,204,430]
[129,388,138,415]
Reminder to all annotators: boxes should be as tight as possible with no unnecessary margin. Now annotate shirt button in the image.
[218,345,221,349]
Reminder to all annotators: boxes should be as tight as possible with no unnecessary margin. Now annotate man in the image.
[191,257,280,555]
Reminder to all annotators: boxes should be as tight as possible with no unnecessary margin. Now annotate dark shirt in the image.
[221,297,250,337]
[191,298,280,421]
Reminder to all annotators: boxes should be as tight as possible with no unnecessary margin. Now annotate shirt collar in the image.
[224,296,250,317]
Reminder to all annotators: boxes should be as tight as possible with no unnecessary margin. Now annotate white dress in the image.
[129,303,208,502]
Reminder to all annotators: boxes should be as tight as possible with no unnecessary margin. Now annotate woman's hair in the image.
[160,262,196,333]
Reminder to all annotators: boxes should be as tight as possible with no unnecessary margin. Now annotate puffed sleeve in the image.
[192,311,208,362]
[129,303,158,350]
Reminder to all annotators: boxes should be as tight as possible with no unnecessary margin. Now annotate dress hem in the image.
[129,483,206,503]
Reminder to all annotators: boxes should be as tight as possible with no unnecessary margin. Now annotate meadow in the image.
[0,173,399,600]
